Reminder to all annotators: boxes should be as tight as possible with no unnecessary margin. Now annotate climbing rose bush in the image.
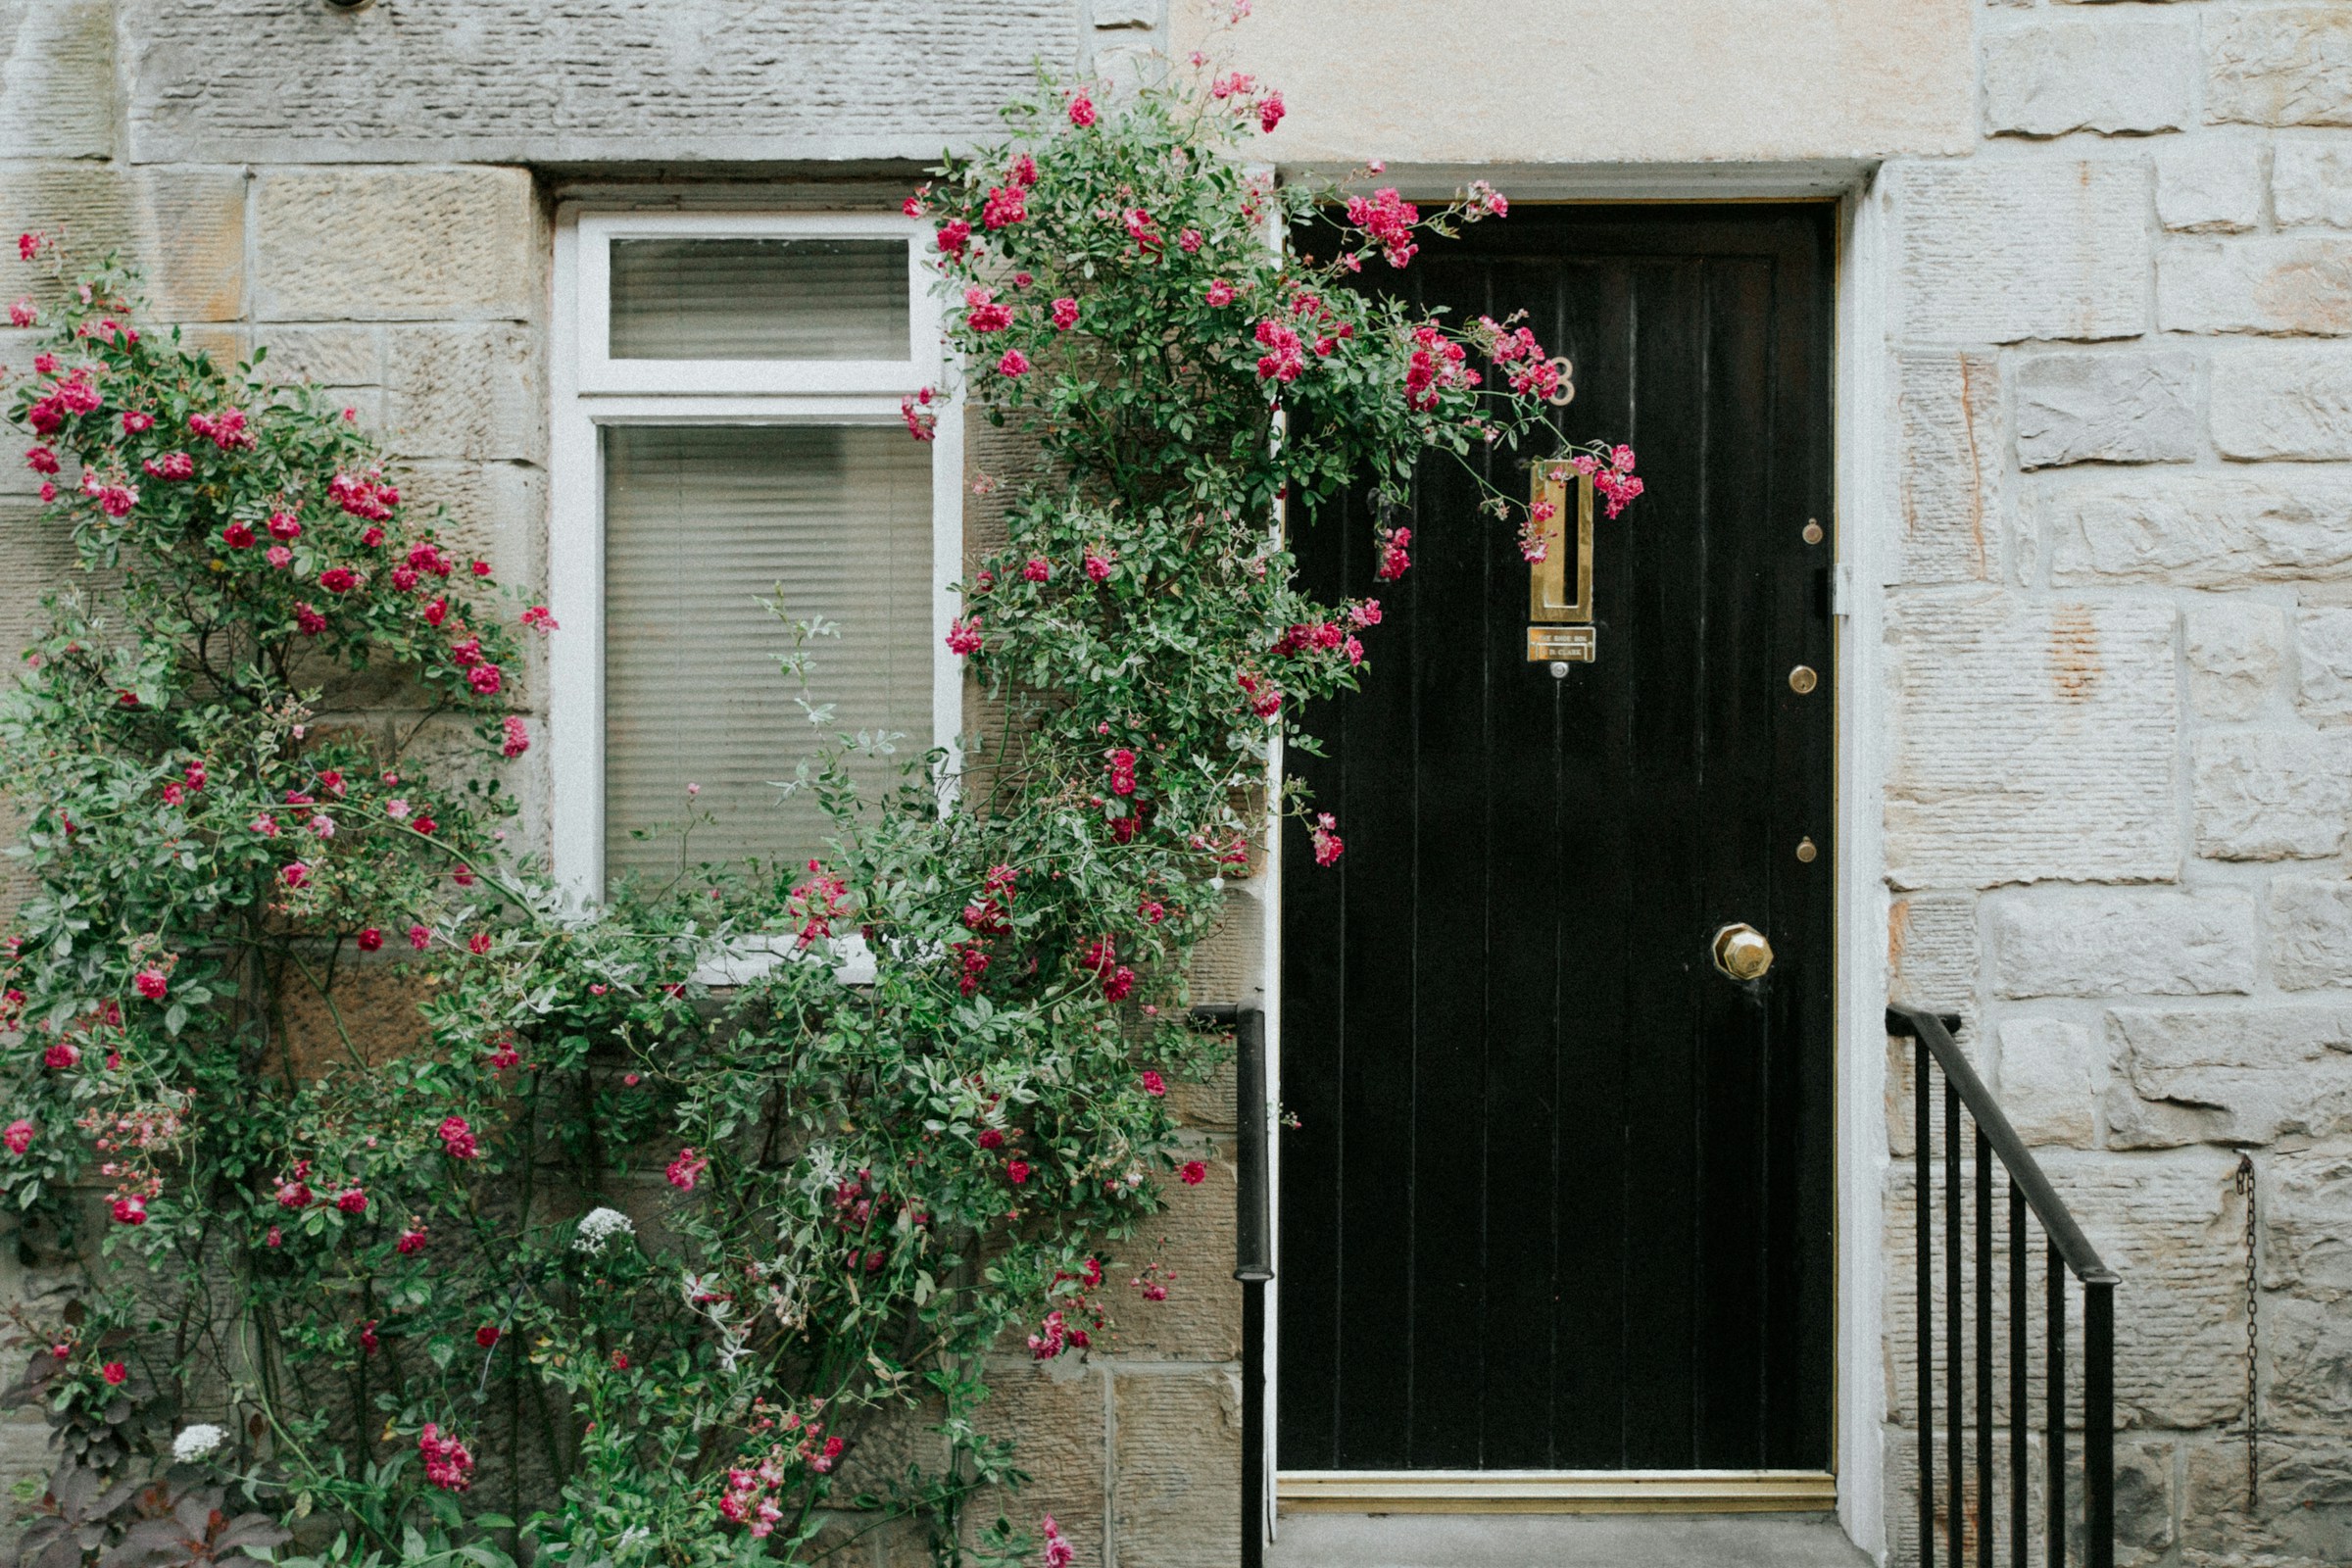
[0,57,1631,1568]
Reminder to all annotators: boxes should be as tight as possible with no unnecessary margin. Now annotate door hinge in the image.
[1832,564,1854,620]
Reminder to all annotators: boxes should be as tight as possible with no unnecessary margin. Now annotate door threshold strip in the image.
[1276,1469,1837,1514]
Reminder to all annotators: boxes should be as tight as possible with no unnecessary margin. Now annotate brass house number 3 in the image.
[1526,460,1597,668]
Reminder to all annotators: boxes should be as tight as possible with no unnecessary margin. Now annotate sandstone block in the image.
[2212,343,2352,459]
[2155,135,2263,233]
[2271,877,2352,991]
[1890,161,2149,344]
[2299,606,2352,717]
[2266,1149,2352,1299]
[1187,884,1263,1013]
[385,324,542,463]
[1110,1139,1240,1361]
[0,165,244,321]
[1888,893,1977,1012]
[2159,237,2352,335]
[2107,1004,2352,1147]
[2184,600,2285,719]
[1111,1370,1240,1568]
[2015,351,2198,468]
[1996,1016,2099,1147]
[123,1,1083,165]
[1884,1150,2244,1429]
[396,462,546,591]
[0,0,113,158]
[255,323,383,387]
[2208,7,2352,128]
[2047,470,2352,587]
[2277,139,2352,228]
[1988,891,2256,998]
[1885,594,2178,888]
[253,168,537,323]
[0,500,94,660]
[1984,19,2195,137]
[969,1359,1104,1567]
[1093,0,1157,27]
[2193,728,2352,860]
[1892,352,2001,584]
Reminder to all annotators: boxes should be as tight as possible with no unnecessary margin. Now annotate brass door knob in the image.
[1712,923,1774,982]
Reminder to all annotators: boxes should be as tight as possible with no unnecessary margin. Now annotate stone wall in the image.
[1882,6,2352,1564]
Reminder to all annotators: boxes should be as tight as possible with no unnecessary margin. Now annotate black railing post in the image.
[1977,1127,1993,1568]
[1917,1039,1936,1568]
[1946,1079,1963,1568]
[2048,1237,2066,1568]
[2009,1180,2027,1568]
[2084,1280,2115,1568]
[1197,1004,1272,1568]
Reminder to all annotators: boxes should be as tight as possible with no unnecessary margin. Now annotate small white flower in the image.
[172,1423,226,1463]
[573,1205,636,1253]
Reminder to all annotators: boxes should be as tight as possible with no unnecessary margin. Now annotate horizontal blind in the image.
[603,424,932,883]
[607,238,909,361]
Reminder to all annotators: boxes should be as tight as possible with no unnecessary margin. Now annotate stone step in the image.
[1267,1511,1874,1568]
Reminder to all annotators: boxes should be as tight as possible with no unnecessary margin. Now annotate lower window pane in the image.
[603,423,933,884]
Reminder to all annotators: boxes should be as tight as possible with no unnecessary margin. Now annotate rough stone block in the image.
[0,0,113,158]
[2047,470,2352,587]
[1892,351,2001,584]
[0,165,244,321]
[2277,139,2352,228]
[0,501,94,659]
[2159,237,2352,335]
[1984,19,2195,137]
[2182,1433,2352,1567]
[1092,0,1157,27]
[1110,1370,1240,1568]
[2184,599,2285,719]
[1186,885,1263,1012]
[2192,728,2352,860]
[2015,351,2198,468]
[2155,134,2264,233]
[253,168,538,323]
[2300,606,2352,717]
[2212,343,2352,459]
[1996,1016,2099,1147]
[2266,1149,2352,1300]
[123,1,1084,165]
[2107,1004,2352,1147]
[1890,160,2149,344]
[1888,893,1977,1012]
[1886,594,2178,889]
[2266,1292,2352,1431]
[1988,890,2256,998]
[385,324,543,463]
[2208,7,2352,128]
[2271,877,2352,991]
[254,323,384,387]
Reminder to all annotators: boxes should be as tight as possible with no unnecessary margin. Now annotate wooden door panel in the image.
[1278,205,1836,1474]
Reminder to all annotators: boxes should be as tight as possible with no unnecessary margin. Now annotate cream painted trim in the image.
[1277,1470,1839,1515]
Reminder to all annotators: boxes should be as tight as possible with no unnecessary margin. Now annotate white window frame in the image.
[548,208,963,906]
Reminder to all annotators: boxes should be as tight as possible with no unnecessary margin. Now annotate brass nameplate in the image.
[1528,625,1596,662]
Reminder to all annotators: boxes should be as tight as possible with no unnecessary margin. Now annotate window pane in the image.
[603,424,932,883]
[608,238,909,361]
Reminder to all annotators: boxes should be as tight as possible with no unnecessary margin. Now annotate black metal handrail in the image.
[1192,1004,1271,1568]
[1886,1006,2117,1568]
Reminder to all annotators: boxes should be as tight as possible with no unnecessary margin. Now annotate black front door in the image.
[1279,205,1836,1473]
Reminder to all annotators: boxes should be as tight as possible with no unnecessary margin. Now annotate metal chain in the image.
[2235,1152,2259,1510]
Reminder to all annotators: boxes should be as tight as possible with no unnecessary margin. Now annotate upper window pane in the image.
[607,238,909,361]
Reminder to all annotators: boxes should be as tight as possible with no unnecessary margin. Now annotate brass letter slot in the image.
[1527,465,1596,663]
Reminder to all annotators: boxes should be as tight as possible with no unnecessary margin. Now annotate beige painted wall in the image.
[1173,0,1975,168]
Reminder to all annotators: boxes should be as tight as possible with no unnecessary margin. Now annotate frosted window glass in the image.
[603,424,932,882]
[608,239,909,361]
